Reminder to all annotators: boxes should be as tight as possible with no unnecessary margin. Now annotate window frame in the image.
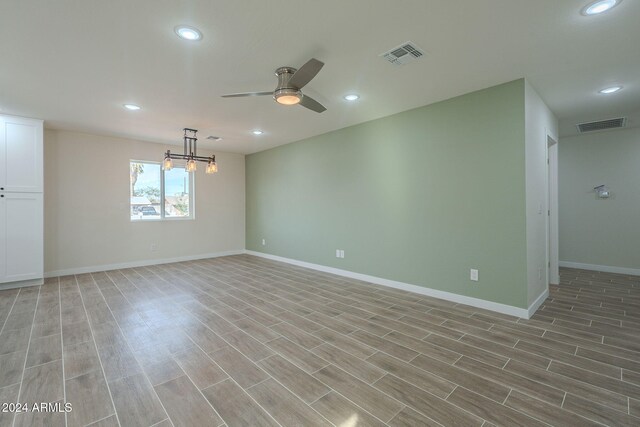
[130,159,195,222]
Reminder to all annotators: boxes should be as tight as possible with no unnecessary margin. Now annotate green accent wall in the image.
[246,79,528,308]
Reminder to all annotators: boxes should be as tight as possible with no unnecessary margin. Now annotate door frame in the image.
[547,134,559,285]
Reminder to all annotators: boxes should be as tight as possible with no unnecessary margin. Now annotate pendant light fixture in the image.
[206,159,218,174]
[163,156,173,171]
[185,157,197,172]
[163,128,218,174]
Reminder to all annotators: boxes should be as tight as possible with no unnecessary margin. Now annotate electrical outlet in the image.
[340,250,345,258]
[470,269,479,282]
[150,243,158,252]
[262,239,266,246]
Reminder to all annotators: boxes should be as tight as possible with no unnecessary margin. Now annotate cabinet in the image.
[0,193,43,282]
[0,115,43,286]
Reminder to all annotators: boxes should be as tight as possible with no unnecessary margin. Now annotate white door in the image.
[0,116,43,193]
[0,192,43,283]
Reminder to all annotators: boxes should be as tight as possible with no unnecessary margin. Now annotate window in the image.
[130,161,193,220]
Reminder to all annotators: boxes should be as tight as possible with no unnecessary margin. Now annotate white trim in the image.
[527,288,549,318]
[547,135,560,285]
[246,250,533,319]
[559,261,640,277]
[44,250,245,278]
[0,278,44,291]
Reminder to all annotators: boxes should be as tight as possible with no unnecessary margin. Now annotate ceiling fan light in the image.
[276,95,301,105]
[274,88,301,105]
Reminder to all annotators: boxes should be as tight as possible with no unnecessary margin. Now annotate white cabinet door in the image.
[0,116,43,193]
[0,196,5,281]
[0,193,43,283]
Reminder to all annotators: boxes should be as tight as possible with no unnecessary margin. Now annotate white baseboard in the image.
[44,250,245,278]
[559,261,640,277]
[527,288,549,318]
[246,250,534,319]
[0,278,44,291]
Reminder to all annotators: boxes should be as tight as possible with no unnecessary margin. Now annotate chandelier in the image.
[163,128,217,174]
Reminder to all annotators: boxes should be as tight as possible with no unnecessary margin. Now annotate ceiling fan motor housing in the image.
[274,67,302,105]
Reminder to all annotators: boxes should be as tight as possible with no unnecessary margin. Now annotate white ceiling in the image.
[1,0,639,154]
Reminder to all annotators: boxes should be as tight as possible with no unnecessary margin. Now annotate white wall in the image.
[559,127,640,273]
[525,80,558,306]
[44,129,245,276]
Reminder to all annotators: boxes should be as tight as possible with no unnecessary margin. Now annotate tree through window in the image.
[130,161,193,220]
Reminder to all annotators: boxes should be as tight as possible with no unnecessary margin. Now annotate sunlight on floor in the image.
[340,413,359,427]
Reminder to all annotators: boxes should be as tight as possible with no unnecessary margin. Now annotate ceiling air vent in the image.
[577,117,626,133]
[380,41,425,66]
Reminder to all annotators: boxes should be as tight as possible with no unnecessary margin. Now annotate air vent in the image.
[206,135,222,141]
[380,41,425,66]
[577,117,626,133]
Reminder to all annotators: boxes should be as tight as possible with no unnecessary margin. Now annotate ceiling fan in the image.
[221,58,326,113]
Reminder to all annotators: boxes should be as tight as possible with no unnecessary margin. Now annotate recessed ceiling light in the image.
[599,86,622,94]
[123,104,141,111]
[582,0,621,16]
[344,94,360,101]
[252,130,264,135]
[174,25,203,41]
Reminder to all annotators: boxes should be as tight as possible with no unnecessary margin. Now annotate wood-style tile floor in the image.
[1,256,640,426]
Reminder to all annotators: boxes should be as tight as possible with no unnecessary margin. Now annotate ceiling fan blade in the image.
[221,91,272,98]
[299,94,326,113]
[288,58,324,89]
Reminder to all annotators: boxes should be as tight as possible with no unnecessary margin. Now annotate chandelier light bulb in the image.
[206,159,218,174]
[163,154,173,171]
[186,158,197,172]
